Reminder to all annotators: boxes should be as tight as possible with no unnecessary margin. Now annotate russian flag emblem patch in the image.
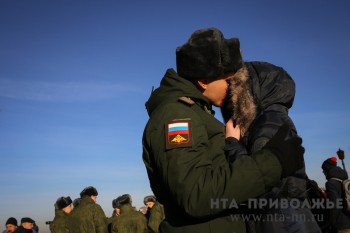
[166,120,192,149]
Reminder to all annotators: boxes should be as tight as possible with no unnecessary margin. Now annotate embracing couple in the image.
[142,27,321,233]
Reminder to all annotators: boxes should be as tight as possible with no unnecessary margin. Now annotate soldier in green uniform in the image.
[107,197,121,233]
[50,196,73,233]
[68,186,108,233]
[144,195,164,233]
[142,28,305,233]
[111,194,148,233]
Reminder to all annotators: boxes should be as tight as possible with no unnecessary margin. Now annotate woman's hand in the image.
[225,118,241,141]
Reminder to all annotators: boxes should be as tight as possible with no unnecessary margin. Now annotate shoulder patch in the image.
[178,96,195,106]
[165,120,192,149]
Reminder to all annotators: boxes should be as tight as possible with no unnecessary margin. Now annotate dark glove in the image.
[263,124,305,177]
[224,137,247,163]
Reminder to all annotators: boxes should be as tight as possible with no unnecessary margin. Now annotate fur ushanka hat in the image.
[80,186,98,197]
[55,196,73,210]
[112,194,132,209]
[176,27,243,81]
[143,195,156,205]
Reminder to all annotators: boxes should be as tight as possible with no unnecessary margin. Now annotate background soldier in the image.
[50,196,73,233]
[107,197,121,233]
[68,186,108,233]
[3,217,18,233]
[143,195,164,233]
[111,194,148,233]
[13,218,35,233]
[322,157,350,233]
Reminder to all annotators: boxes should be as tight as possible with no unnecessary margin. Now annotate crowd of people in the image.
[3,186,164,233]
[2,217,39,233]
[3,156,349,233]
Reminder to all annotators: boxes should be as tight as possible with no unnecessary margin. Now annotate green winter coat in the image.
[148,202,165,233]
[142,68,283,233]
[50,209,70,233]
[111,204,148,233]
[107,213,118,233]
[68,196,108,233]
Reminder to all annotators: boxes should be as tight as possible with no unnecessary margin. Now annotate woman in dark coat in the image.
[222,61,321,233]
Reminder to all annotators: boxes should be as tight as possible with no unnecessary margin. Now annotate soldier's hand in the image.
[263,124,304,177]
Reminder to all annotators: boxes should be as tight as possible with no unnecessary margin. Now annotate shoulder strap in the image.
[178,96,195,106]
[178,96,215,115]
[330,178,343,182]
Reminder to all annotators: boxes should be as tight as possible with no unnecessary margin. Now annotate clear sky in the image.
[1,0,349,232]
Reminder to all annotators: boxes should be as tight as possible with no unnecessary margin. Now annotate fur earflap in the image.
[221,66,256,137]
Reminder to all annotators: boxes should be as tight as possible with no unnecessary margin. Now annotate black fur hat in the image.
[80,186,98,197]
[176,27,243,81]
[55,196,73,210]
[6,217,17,226]
[21,217,34,224]
[112,198,118,209]
[143,195,156,205]
[112,194,132,208]
[322,157,337,172]
[73,197,81,208]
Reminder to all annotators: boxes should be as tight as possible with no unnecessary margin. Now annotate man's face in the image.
[63,204,73,214]
[199,74,233,107]
[115,208,121,216]
[145,201,155,209]
[22,222,33,230]
[91,195,97,202]
[6,224,17,233]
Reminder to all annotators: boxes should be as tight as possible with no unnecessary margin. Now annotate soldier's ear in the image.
[197,80,208,90]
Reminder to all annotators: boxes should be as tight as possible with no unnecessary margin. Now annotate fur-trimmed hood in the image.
[221,66,256,136]
[221,61,295,137]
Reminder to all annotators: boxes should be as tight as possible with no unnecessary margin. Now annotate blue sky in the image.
[1,0,349,232]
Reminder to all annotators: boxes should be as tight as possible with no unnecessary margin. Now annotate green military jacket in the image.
[68,196,108,233]
[50,209,70,233]
[148,202,165,233]
[107,212,118,233]
[111,204,148,233]
[142,69,283,233]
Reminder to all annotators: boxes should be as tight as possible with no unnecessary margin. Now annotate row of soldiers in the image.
[50,186,165,233]
[3,217,39,233]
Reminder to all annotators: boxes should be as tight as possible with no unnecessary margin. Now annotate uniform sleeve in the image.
[50,214,68,233]
[111,221,118,233]
[94,204,108,233]
[49,221,57,233]
[143,103,282,218]
[224,137,247,163]
[148,203,164,233]
[138,213,149,233]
